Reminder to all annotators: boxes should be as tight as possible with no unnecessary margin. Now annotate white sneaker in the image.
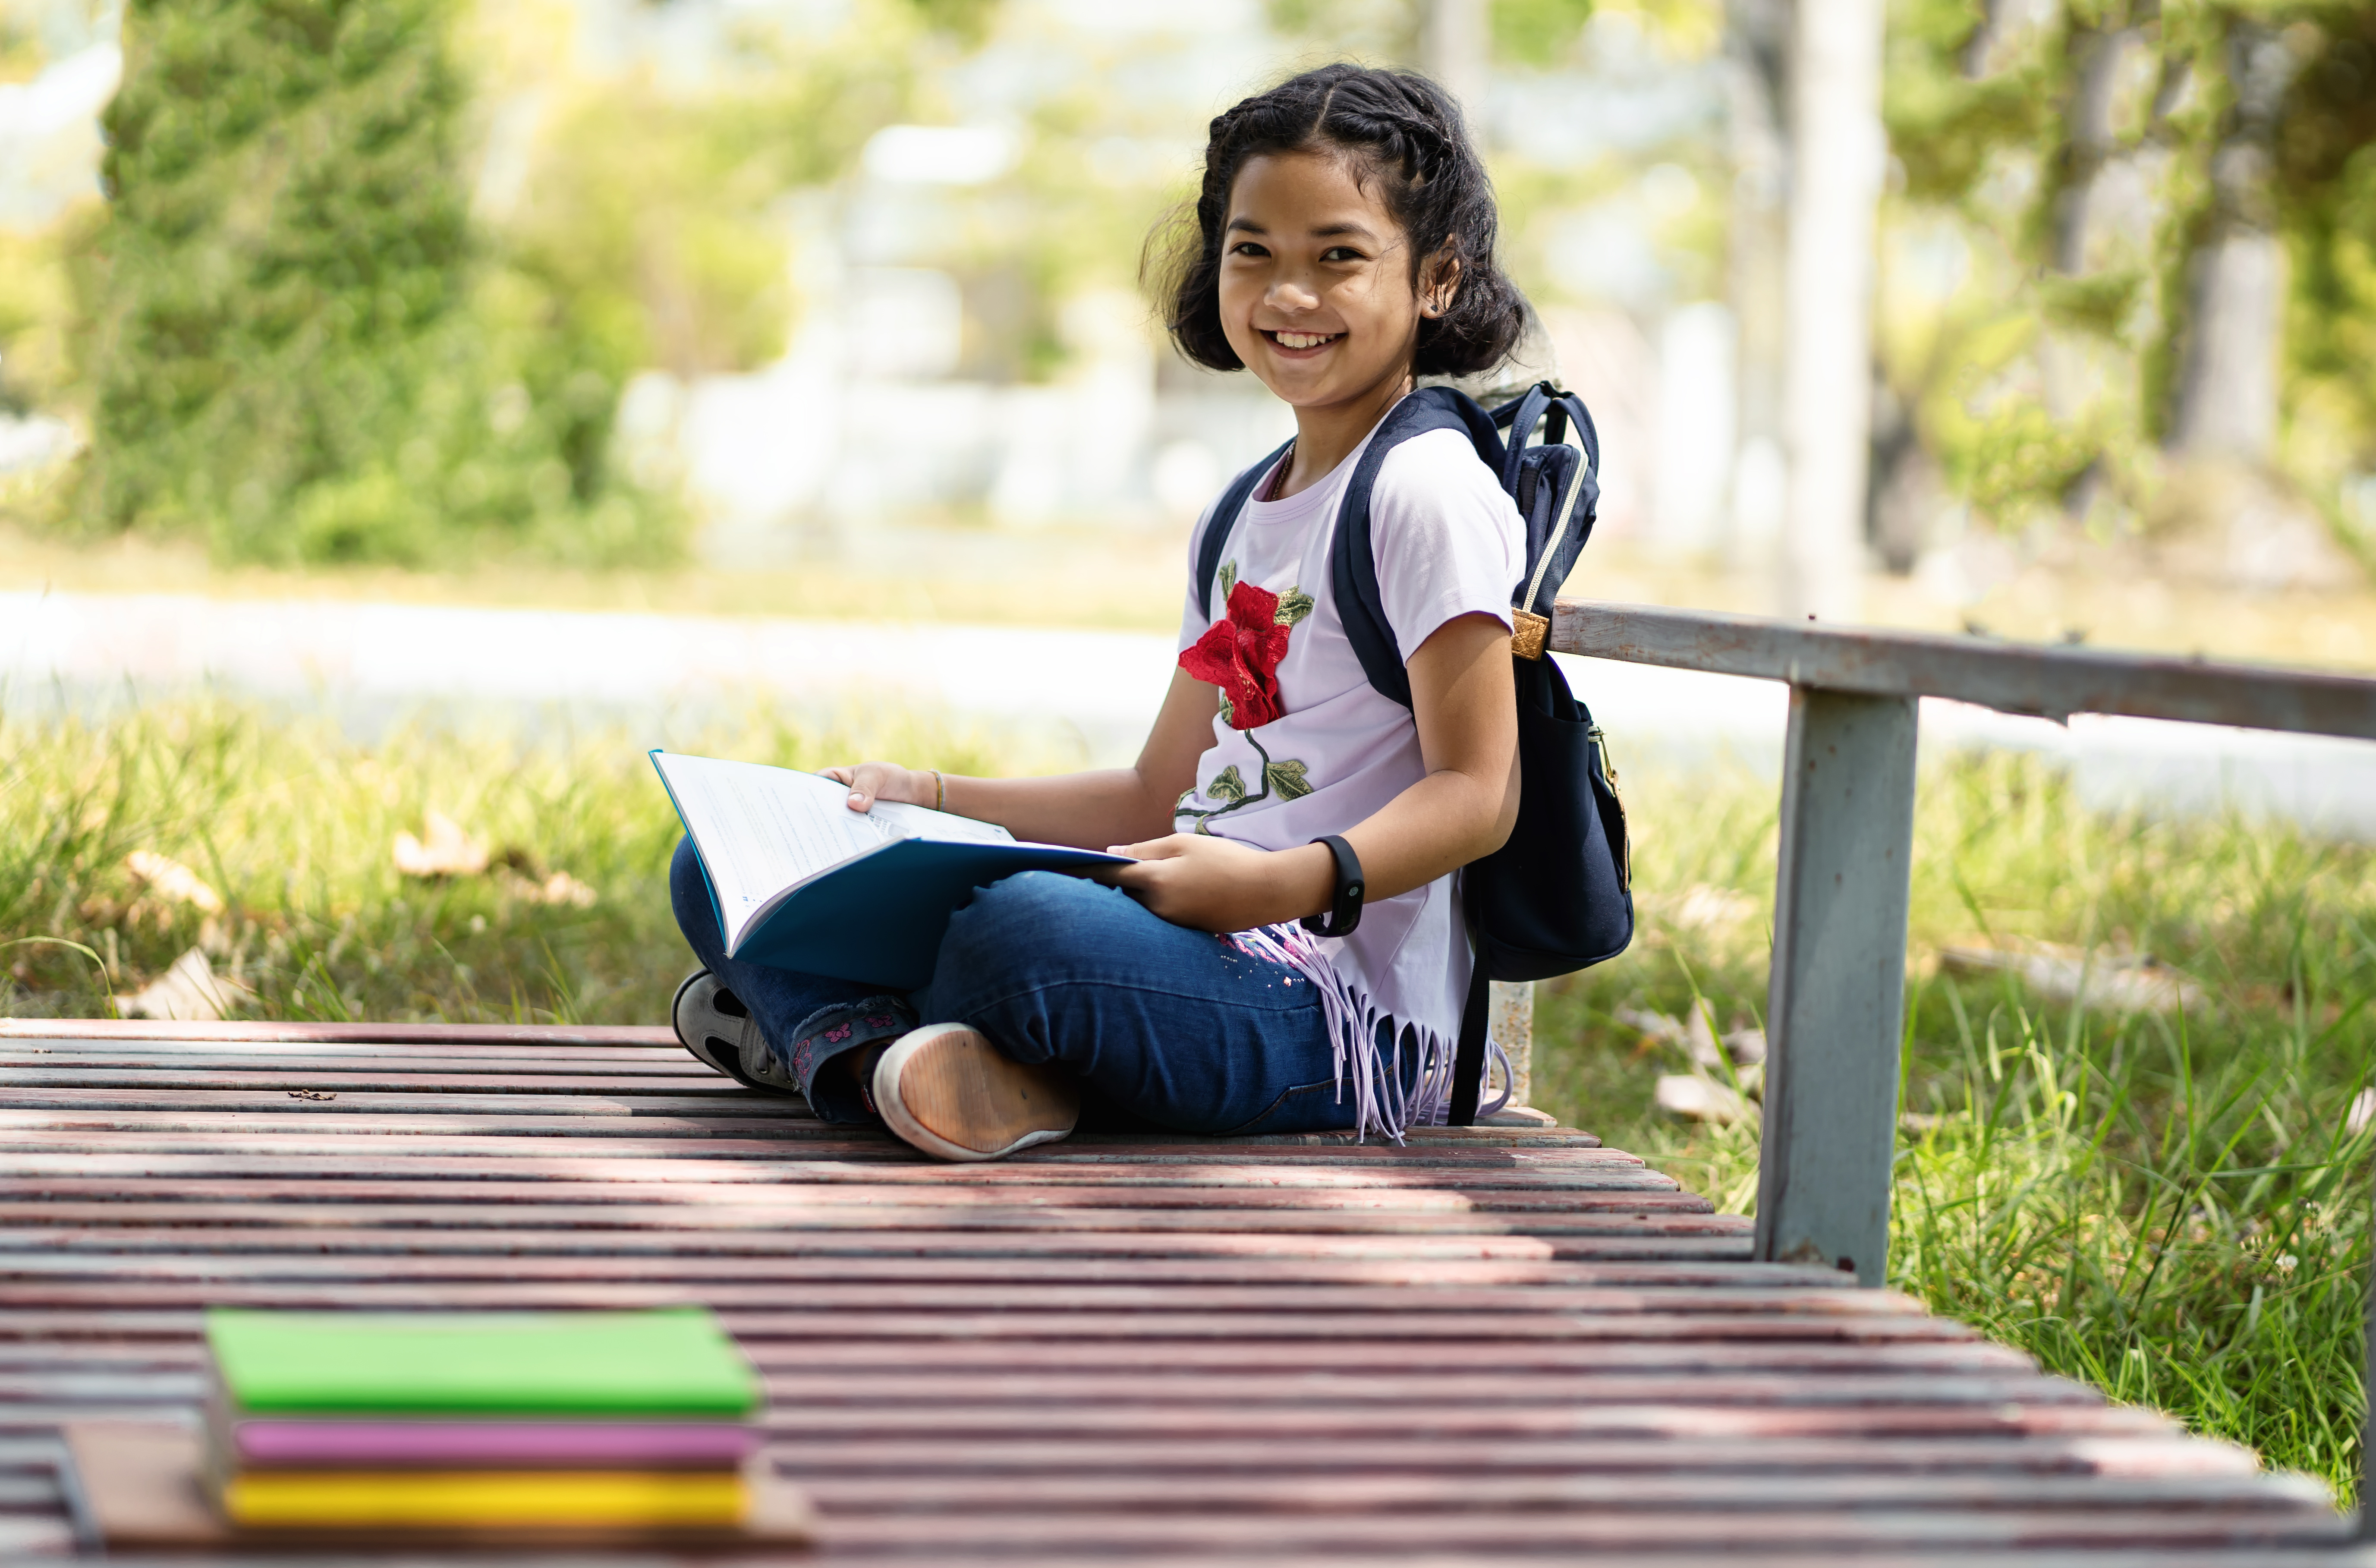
[670,970,800,1096]
[872,1024,1079,1162]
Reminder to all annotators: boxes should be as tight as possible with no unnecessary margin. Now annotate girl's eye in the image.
[1229,241,1270,258]
[1321,246,1363,262]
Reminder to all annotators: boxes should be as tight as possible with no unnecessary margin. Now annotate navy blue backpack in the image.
[1196,383,1634,1124]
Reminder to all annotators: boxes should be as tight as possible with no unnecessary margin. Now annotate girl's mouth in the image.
[1262,329,1341,355]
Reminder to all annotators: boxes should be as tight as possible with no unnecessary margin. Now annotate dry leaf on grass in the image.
[1936,938,2204,1014]
[496,868,599,909]
[393,812,489,878]
[2347,1089,2376,1139]
[115,948,254,1022]
[124,851,224,915]
[1655,1074,1754,1125]
[1618,1004,1766,1068]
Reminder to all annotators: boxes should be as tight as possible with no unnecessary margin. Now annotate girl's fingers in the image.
[824,762,902,811]
[1108,835,1189,861]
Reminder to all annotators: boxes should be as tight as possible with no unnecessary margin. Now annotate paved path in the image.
[6,590,2373,835]
[0,1017,2365,1563]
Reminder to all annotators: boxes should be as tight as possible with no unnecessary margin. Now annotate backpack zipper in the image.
[1587,723,1631,892]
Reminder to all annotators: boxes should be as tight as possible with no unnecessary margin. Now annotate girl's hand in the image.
[1106,834,1331,934]
[820,762,937,814]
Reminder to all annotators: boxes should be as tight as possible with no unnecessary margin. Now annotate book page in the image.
[866,797,1016,847]
[653,754,1027,950]
[653,755,885,948]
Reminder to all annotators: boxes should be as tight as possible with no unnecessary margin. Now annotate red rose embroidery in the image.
[1180,579,1292,729]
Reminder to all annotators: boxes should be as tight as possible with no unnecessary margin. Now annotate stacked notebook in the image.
[199,1307,768,1541]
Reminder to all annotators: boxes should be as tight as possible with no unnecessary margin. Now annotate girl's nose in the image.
[1265,279,1321,312]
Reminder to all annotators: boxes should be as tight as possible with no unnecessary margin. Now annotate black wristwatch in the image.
[1300,835,1365,938]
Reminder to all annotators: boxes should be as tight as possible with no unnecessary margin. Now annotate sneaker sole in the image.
[670,970,777,1093]
[874,1025,1079,1163]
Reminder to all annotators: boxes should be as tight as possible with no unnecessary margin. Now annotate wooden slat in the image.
[0,1306,1995,1339]
[0,1337,2046,1373]
[0,1019,676,1045]
[0,1020,2356,1563]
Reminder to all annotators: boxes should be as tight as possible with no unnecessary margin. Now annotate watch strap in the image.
[1299,834,1365,938]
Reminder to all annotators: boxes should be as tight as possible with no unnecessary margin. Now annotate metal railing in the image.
[1550,600,2376,1525]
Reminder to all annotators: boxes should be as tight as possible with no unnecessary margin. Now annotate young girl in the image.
[670,63,1530,1160]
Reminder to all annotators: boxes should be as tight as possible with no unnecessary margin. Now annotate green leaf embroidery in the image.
[1206,765,1247,805]
[1264,758,1313,800]
[1217,560,1238,602]
[1216,693,1234,725]
[1274,587,1315,626]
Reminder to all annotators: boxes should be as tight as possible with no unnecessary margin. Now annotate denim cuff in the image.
[777,995,916,1124]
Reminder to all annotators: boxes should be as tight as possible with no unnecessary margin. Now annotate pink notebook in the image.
[217,1414,759,1469]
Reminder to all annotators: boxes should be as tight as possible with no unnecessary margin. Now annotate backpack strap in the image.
[1194,438,1295,622]
[1328,387,1506,711]
[1495,385,1602,619]
[1448,869,1493,1125]
[1492,384,1554,493]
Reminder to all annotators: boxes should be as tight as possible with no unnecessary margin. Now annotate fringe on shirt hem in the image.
[1232,923,1512,1143]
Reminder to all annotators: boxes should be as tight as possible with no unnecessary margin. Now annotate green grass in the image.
[1534,752,2376,1505]
[4,700,2373,1502]
[0,698,1027,1026]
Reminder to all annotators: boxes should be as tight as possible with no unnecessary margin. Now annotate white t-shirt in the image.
[1174,419,1523,1046]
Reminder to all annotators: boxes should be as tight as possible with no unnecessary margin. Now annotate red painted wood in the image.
[0,1019,677,1045]
[0,1020,2345,1563]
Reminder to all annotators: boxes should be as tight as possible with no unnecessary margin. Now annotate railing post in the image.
[1489,980,1533,1107]
[1754,685,1919,1286]
[2360,1256,2375,1535]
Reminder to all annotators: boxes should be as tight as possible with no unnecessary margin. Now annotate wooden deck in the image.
[0,1018,2366,1564]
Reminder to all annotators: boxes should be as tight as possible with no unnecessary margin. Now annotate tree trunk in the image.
[1960,0,2007,79]
[2052,20,2136,277]
[1779,0,1885,620]
[1422,0,1489,123]
[2168,21,2291,462]
[1725,0,1790,569]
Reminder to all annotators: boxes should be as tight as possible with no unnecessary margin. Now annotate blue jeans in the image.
[669,838,1386,1136]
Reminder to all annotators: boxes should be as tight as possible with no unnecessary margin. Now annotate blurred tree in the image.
[79,0,501,561]
[63,0,971,568]
[1268,0,1608,72]
[2168,13,2293,460]
[1880,0,2376,558]
[1779,0,1886,618]
[2275,3,2376,537]
[1491,0,1597,66]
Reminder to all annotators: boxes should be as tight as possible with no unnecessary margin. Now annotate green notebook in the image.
[204,1309,761,1418]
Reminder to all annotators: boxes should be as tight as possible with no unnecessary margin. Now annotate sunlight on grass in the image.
[1533,753,2376,1504]
[4,700,2372,1500]
[0,698,1036,1027]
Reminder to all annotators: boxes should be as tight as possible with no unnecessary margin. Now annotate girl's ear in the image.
[1419,250,1463,320]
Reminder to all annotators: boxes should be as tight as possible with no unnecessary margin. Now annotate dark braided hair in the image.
[1152,64,1528,378]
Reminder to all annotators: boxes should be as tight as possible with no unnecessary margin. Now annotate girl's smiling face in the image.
[1217,150,1453,415]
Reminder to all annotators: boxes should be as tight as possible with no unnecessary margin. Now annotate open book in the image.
[652,752,1130,990]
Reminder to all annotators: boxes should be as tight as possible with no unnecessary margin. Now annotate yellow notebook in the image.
[220,1470,748,1530]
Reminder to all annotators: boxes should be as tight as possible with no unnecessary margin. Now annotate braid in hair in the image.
[1151,64,1527,378]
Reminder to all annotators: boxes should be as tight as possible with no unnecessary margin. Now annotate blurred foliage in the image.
[28,0,958,568]
[1881,0,2376,536]
[69,0,677,567]
[1265,0,1713,72]
[2274,3,2376,531]
[0,221,84,414]
[1491,0,1599,66]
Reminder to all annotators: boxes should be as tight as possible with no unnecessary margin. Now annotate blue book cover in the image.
[651,752,1130,990]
